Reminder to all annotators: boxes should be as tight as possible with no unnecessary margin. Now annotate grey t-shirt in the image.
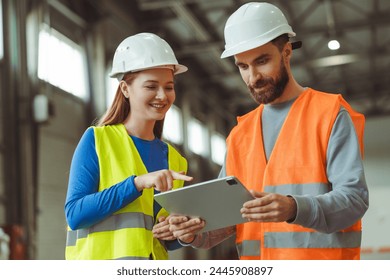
[262,97,297,161]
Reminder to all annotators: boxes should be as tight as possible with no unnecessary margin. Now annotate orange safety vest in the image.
[226,88,365,260]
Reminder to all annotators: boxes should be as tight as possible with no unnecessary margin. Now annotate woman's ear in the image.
[119,81,129,98]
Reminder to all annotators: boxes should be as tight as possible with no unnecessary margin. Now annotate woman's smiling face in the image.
[126,68,175,122]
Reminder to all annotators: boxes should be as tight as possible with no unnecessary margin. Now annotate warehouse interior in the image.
[0,0,389,260]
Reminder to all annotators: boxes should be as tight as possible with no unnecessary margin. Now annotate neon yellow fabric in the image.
[66,124,187,260]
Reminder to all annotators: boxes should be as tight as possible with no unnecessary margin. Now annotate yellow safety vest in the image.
[66,124,187,260]
[226,88,365,259]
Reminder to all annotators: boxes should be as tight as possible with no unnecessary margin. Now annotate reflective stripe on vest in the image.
[237,240,261,257]
[66,212,154,246]
[226,88,365,260]
[264,182,330,195]
[237,231,361,258]
[264,231,361,248]
[65,124,187,260]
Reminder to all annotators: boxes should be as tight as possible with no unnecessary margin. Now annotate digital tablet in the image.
[154,176,253,233]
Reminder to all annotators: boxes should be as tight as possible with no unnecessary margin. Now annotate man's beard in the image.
[248,59,289,104]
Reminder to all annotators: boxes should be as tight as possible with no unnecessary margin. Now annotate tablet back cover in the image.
[154,176,253,233]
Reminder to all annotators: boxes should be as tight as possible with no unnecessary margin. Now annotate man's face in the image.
[234,42,289,104]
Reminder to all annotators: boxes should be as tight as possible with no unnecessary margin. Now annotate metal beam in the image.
[47,0,87,28]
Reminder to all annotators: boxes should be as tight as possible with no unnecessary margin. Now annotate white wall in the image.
[35,89,87,260]
[361,116,390,260]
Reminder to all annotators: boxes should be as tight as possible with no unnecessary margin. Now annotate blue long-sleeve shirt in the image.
[65,127,181,250]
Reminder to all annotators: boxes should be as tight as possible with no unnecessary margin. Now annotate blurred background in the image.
[0,0,389,260]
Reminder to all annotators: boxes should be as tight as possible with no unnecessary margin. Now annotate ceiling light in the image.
[308,54,361,67]
[328,40,340,50]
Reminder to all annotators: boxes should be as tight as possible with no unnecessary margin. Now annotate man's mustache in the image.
[248,79,272,90]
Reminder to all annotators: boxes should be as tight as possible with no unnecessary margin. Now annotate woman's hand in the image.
[152,216,176,241]
[168,215,205,244]
[134,170,193,192]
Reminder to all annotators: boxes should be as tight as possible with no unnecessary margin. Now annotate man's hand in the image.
[168,215,205,244]
[241,190,297,222]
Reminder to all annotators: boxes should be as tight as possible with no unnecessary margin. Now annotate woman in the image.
[64,33,192,260]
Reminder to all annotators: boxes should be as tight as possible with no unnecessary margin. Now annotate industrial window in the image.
[211,132,226,166]
[0,0,3,60]
[187,117,209,157]
[38,26,88,99]
[106,75,118,108]
[163,105,183,145]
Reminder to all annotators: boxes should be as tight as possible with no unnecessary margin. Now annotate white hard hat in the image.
[109,33,188,81]
[221,2,301,58]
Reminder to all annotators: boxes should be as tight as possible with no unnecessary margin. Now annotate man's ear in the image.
[286,43,293,56]
[283,44,292,64]
[119,81,129,98]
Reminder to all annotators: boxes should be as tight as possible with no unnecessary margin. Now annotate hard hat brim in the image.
[221,27,297,58]
[221,38,302,59]
[109,63,188,81]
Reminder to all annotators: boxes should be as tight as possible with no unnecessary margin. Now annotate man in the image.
[154,2,369,260]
